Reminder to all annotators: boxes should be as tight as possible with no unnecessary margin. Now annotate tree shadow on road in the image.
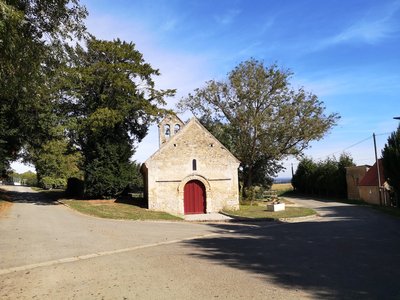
[0,186,62,205]
[184,205,400,299]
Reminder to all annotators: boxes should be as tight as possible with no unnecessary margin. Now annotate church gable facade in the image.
[141,116,240,216]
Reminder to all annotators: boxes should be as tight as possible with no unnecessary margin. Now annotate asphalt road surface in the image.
[1,185,400,299]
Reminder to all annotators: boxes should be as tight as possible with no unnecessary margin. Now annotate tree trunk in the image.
[242,167,254,203]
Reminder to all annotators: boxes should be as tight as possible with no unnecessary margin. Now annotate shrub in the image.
[40,177,67,189]
[83,140,135,198]
[66,177,84,198]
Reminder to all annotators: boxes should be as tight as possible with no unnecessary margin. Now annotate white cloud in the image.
[160,18,178,32]
[214,9,241,25]
[324,20,396,46]
[84,12,217,163]
[85,13,215,104]
[237,41,263,57]
[260,18,275,34]
[293,70,400,97]
[315,1,400,49]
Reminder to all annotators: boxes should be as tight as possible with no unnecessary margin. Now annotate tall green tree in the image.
[292,153,354,198]
[64,37,175,198]
[178,59,339,198]
[0,0,87,174]
[337,153,355,197]
[33,137,82,188]
[382,125,400,198]
[292,157,316,194]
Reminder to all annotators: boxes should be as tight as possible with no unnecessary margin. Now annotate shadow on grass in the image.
[219,210,276,223]
[0,186,148,208]
[184,204,400,299]
[115,194,148,208]
[3,185,150,208]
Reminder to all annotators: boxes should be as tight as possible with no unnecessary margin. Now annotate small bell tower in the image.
[158,114,185,147]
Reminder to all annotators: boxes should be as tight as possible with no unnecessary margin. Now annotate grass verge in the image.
[223,204,316,220]
[29,188,182,221]
[61,199,182,221]
[240,198,294,206]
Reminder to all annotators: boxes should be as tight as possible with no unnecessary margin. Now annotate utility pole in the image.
[373,133,382,206]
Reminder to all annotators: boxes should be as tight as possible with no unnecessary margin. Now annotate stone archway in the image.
[184,180,206,214]
[178,175,212,214]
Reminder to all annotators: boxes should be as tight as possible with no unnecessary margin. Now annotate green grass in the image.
[16,187,182,221]
[223,204,316,220]
[61,199,182,221]
[240,197,294,206]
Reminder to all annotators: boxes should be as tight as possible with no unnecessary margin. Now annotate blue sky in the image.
[13,0,400,177]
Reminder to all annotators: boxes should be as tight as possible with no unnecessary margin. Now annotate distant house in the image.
[358,160,386,205]
[346,165,370,200]
[141,115,240,216]
[346,159,388,205]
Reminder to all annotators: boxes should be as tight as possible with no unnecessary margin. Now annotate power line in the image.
[315,131,391,161]
[342,135,372,151]
[280,131,392,173]
[315,135,372,161]
[375,132,391,137]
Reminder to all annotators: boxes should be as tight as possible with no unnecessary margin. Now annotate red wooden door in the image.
[184,180,206,214]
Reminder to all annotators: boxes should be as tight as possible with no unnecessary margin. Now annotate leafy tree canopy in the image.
[178,59,339,197]
[34,137,82,186]
[0,0,87,173]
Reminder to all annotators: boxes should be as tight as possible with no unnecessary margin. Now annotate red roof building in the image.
[359,159,385,187]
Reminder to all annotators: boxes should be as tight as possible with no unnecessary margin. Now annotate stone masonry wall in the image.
[346,166,369,200]
[145,118,240,215]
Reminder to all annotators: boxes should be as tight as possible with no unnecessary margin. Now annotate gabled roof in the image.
[359,159,385,187]
[144,117,240,165]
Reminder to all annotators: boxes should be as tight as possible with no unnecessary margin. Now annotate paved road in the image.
[1,186,400,299]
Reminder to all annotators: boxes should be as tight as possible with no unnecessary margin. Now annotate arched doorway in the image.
[184,180,206,214]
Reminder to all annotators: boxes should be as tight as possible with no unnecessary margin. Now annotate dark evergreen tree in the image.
[292,157,316,194]
[64,38,174,198]
[292,153,354,198]
[382,125,400,200]
[337,153,355,198]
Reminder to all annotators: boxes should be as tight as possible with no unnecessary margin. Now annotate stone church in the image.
[141,115,240,216]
